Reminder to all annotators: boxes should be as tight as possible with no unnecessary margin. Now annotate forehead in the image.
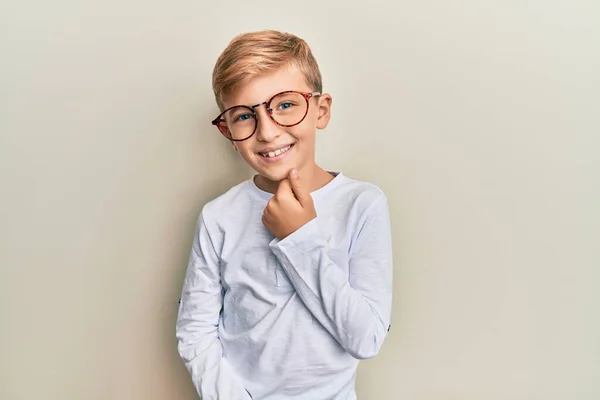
[222,65,311,109]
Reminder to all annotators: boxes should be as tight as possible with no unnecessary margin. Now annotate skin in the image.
[262,168,317,240]
[220,64,334,239]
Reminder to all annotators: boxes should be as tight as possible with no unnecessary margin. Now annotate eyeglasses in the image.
[211,90,321,141]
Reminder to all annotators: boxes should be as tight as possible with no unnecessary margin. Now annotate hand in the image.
[262,169,316,239]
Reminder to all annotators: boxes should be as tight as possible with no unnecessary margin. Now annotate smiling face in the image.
[221,64,332,189]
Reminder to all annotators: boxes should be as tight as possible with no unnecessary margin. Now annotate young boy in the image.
[176,30,393,400]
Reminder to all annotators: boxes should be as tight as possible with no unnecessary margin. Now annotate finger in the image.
[288,169,312,206]
[263,205,274,220]
[275,179,294,201]
[264,200,275,215]
[277,178,292,193]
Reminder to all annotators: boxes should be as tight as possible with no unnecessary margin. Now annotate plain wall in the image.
[1,1,598,399]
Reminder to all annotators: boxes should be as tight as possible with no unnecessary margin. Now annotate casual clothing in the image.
[176,172,393,400]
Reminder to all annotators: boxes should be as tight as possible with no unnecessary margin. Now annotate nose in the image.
[254,104,281,142]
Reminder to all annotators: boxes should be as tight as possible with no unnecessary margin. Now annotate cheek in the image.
[292,126,316,144]
[234,141,253,155]
[290,118,318,140]
[233,145,257,165]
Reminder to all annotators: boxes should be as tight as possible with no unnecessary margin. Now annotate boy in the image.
[176,30,393,400]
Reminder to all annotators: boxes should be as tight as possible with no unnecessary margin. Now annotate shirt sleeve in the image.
[269,194,393,360]
[176,213,252,400]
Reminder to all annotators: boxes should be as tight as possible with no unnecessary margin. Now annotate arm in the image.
[176,213,252,400]
[269,195,393,360]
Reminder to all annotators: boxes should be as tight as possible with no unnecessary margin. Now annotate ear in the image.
[316,93,332,130]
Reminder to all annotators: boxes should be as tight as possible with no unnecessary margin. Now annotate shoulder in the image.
[335,173,388,212]
[198,179,254,226]
[333,175,391,244]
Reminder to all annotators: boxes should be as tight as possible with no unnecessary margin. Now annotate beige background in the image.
[1,1,599,399]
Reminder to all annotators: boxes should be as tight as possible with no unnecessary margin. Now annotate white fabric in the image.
[176,172,393,400]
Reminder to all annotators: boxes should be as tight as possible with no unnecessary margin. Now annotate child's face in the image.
[222,65,331,183]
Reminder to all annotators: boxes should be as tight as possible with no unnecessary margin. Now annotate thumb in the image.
[276,178,292,196]
[289,169,312,206]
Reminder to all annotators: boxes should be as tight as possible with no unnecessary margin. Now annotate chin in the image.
[253,161,297,182]
[247,160,288,181]
[258,169,289,183]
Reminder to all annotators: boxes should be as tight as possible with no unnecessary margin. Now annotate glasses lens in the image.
[219,106,256,140]
[269,92,308,126]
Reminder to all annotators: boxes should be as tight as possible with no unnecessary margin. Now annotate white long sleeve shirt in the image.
[176,172,393,400]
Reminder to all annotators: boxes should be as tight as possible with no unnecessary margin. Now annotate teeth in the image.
[261,145,291,158]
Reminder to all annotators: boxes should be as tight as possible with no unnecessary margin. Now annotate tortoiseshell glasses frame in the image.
[211,90,321,141]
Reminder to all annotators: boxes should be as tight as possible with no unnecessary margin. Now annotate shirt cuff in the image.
[269,217,325,254]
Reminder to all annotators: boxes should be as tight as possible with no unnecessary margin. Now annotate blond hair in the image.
[212,30,323,111]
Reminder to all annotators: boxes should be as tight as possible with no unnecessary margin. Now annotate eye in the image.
[233,113,254,122]
[277,102,295,110]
